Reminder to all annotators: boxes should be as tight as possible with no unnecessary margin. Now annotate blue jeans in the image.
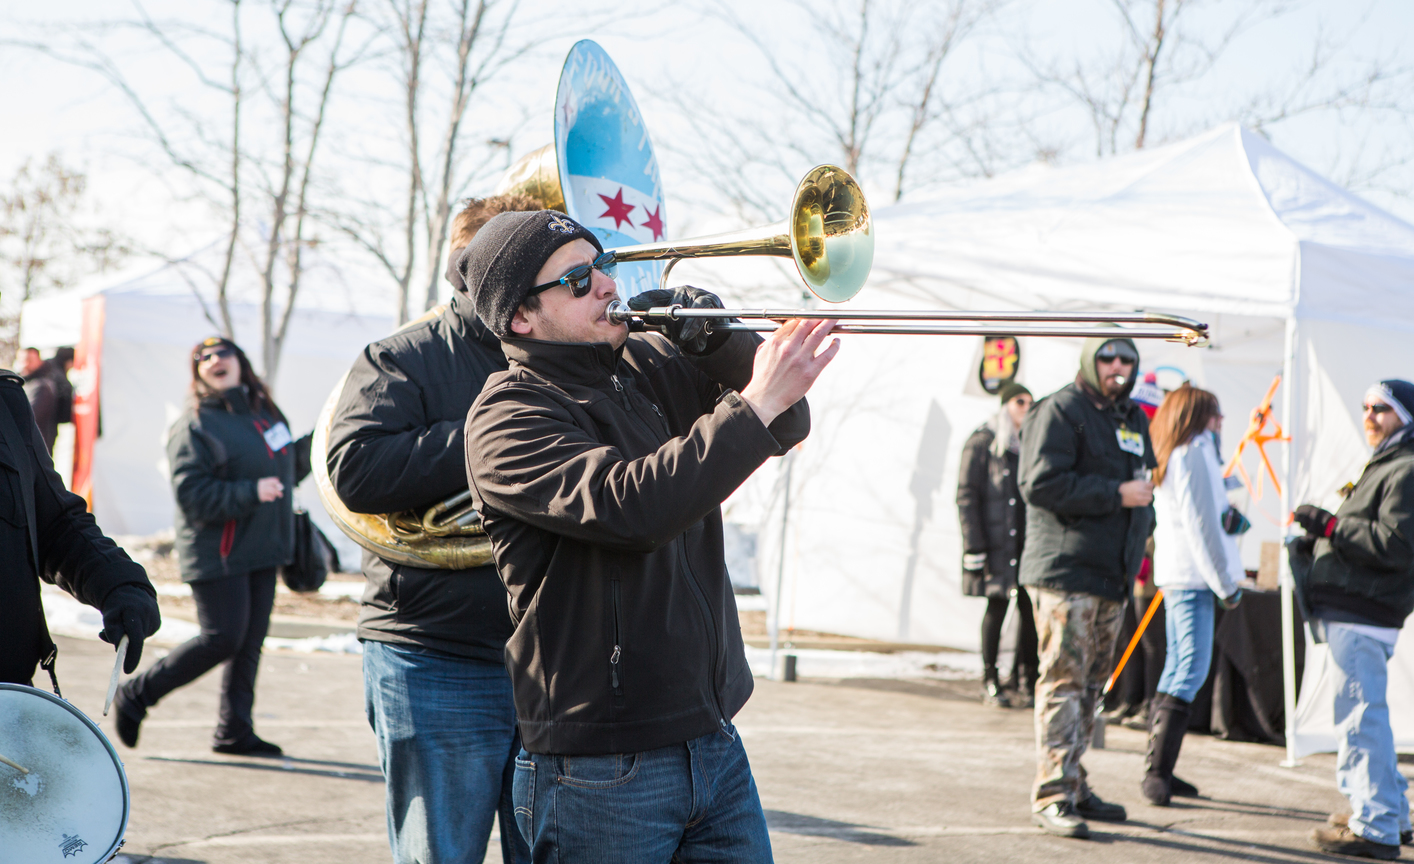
[1156,588,1214,703]
[1327,622,1411,846]
[513,726,772,863]
[363,640,529,864]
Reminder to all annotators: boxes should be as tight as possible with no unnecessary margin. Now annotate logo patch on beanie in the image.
[547,214,578,235]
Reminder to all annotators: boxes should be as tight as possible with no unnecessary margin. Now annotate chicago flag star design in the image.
[597,188,636,229]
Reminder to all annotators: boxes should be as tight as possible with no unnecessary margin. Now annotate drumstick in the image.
[0,752,29,775]
[103,634,129,717]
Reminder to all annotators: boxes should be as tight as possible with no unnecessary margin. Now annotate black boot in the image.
[1141,692,1191,806]
[1015,665,1037,709]
[983,667,1013,708]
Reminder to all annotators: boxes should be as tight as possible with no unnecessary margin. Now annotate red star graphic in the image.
[640,204,665,241]
[597,188,636,230]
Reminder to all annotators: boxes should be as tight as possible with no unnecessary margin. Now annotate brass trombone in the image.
[607,305,1210,345]
[608,165,873,303]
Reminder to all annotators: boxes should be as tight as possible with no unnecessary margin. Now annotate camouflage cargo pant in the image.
[1031,587,1126,810]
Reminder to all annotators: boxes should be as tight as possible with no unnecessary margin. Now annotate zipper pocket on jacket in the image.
[610,579,624,697]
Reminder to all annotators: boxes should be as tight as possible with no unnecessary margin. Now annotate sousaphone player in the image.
[325,194,536,864]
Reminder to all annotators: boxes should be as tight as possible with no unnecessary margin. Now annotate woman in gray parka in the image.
[114,337,310,756]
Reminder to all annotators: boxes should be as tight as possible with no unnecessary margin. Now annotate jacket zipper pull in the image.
[611,375,624,393]
[610,644,621,688]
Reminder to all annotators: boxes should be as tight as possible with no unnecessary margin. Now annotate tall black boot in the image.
[1141,692,1191,806]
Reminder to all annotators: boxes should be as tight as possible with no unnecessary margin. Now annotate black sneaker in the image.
[1170,775,1200,798]
[1033,802,1090,839]
[112,689,143,749]
[213,734,283,758]
[1076,791,1127,822]
[1329,813,1413,846]
[1310,824,1400,860]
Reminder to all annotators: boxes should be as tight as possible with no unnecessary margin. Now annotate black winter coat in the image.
[1018,338,1156,601]
[466,330,809,755]
[956,422,1025,597]
[326,292,514,662]
[1307,436,1414,628]
[0,373,154,684]
[168,388,311,581]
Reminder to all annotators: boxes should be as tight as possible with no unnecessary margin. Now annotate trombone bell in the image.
[609,165,873,303]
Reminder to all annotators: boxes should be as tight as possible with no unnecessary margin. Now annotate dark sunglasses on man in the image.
[528,252,618,299]
[1095,341,1138,365]
[1363,403,1395,415]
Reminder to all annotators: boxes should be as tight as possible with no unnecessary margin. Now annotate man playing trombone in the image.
[461,210,837,862]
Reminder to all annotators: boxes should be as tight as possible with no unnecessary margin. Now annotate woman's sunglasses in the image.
[197,347,235,363]
[528,252,617,298]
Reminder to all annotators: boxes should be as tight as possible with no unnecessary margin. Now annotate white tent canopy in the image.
[741,123,1414,759]
[19,249,396,563]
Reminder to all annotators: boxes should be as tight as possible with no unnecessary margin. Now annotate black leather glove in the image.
[626,286,733,356]
[1293,504,1337,538]
[100,584,162,673]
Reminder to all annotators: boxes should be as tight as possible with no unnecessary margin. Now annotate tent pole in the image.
[768,449,795,681]
[1280,315,1301,768]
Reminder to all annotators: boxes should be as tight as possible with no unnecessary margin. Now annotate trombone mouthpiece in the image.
[605,300,630,323]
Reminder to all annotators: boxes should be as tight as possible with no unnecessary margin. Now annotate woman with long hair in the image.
[1143,383,1244,805]
[957,382,1040,707]
[114,336,311,756]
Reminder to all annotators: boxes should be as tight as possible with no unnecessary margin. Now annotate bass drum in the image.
[0,683,130,863]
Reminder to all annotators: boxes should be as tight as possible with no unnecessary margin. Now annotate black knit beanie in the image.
[998,382,1032,404]
[1369,380,1414,426]
[459,210,603,336]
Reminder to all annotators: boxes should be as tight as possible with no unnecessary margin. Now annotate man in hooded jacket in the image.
[325,195,536,864]
[1298,380,1414,861]
[1018,334,1157,839]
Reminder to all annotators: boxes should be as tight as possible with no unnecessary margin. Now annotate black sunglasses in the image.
[1364,403,1395,415]
[197,347,235,363]
[528,252,617,298]
[1095,343,1138,365]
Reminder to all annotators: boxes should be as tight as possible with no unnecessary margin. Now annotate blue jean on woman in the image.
[1156,588,1215,703]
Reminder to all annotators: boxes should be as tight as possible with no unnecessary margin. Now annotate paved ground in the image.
[34,636,1370,864]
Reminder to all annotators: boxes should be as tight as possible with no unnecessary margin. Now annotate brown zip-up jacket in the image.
[465,330,809,755]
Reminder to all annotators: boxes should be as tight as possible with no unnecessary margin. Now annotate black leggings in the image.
[126,568,277,746]
[981,585,1038,675]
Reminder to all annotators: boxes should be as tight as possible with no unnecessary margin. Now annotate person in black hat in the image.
[462,209,837,861]
[325,194,540,864]
[957,381,1038,708]
[1301,379,1414,860]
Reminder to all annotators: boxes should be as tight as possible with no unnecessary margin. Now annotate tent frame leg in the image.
[1280,315,1301,768]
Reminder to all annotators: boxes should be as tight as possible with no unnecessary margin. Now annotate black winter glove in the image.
[627,286,733,356]
[100,584,162,673]
[1293,504,1337,538]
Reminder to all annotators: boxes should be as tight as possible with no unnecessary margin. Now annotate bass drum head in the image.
[0,683,130,863]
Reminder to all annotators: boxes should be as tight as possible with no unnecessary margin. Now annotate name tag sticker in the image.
[263,421,293,452]
[1116,428,1145,457]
